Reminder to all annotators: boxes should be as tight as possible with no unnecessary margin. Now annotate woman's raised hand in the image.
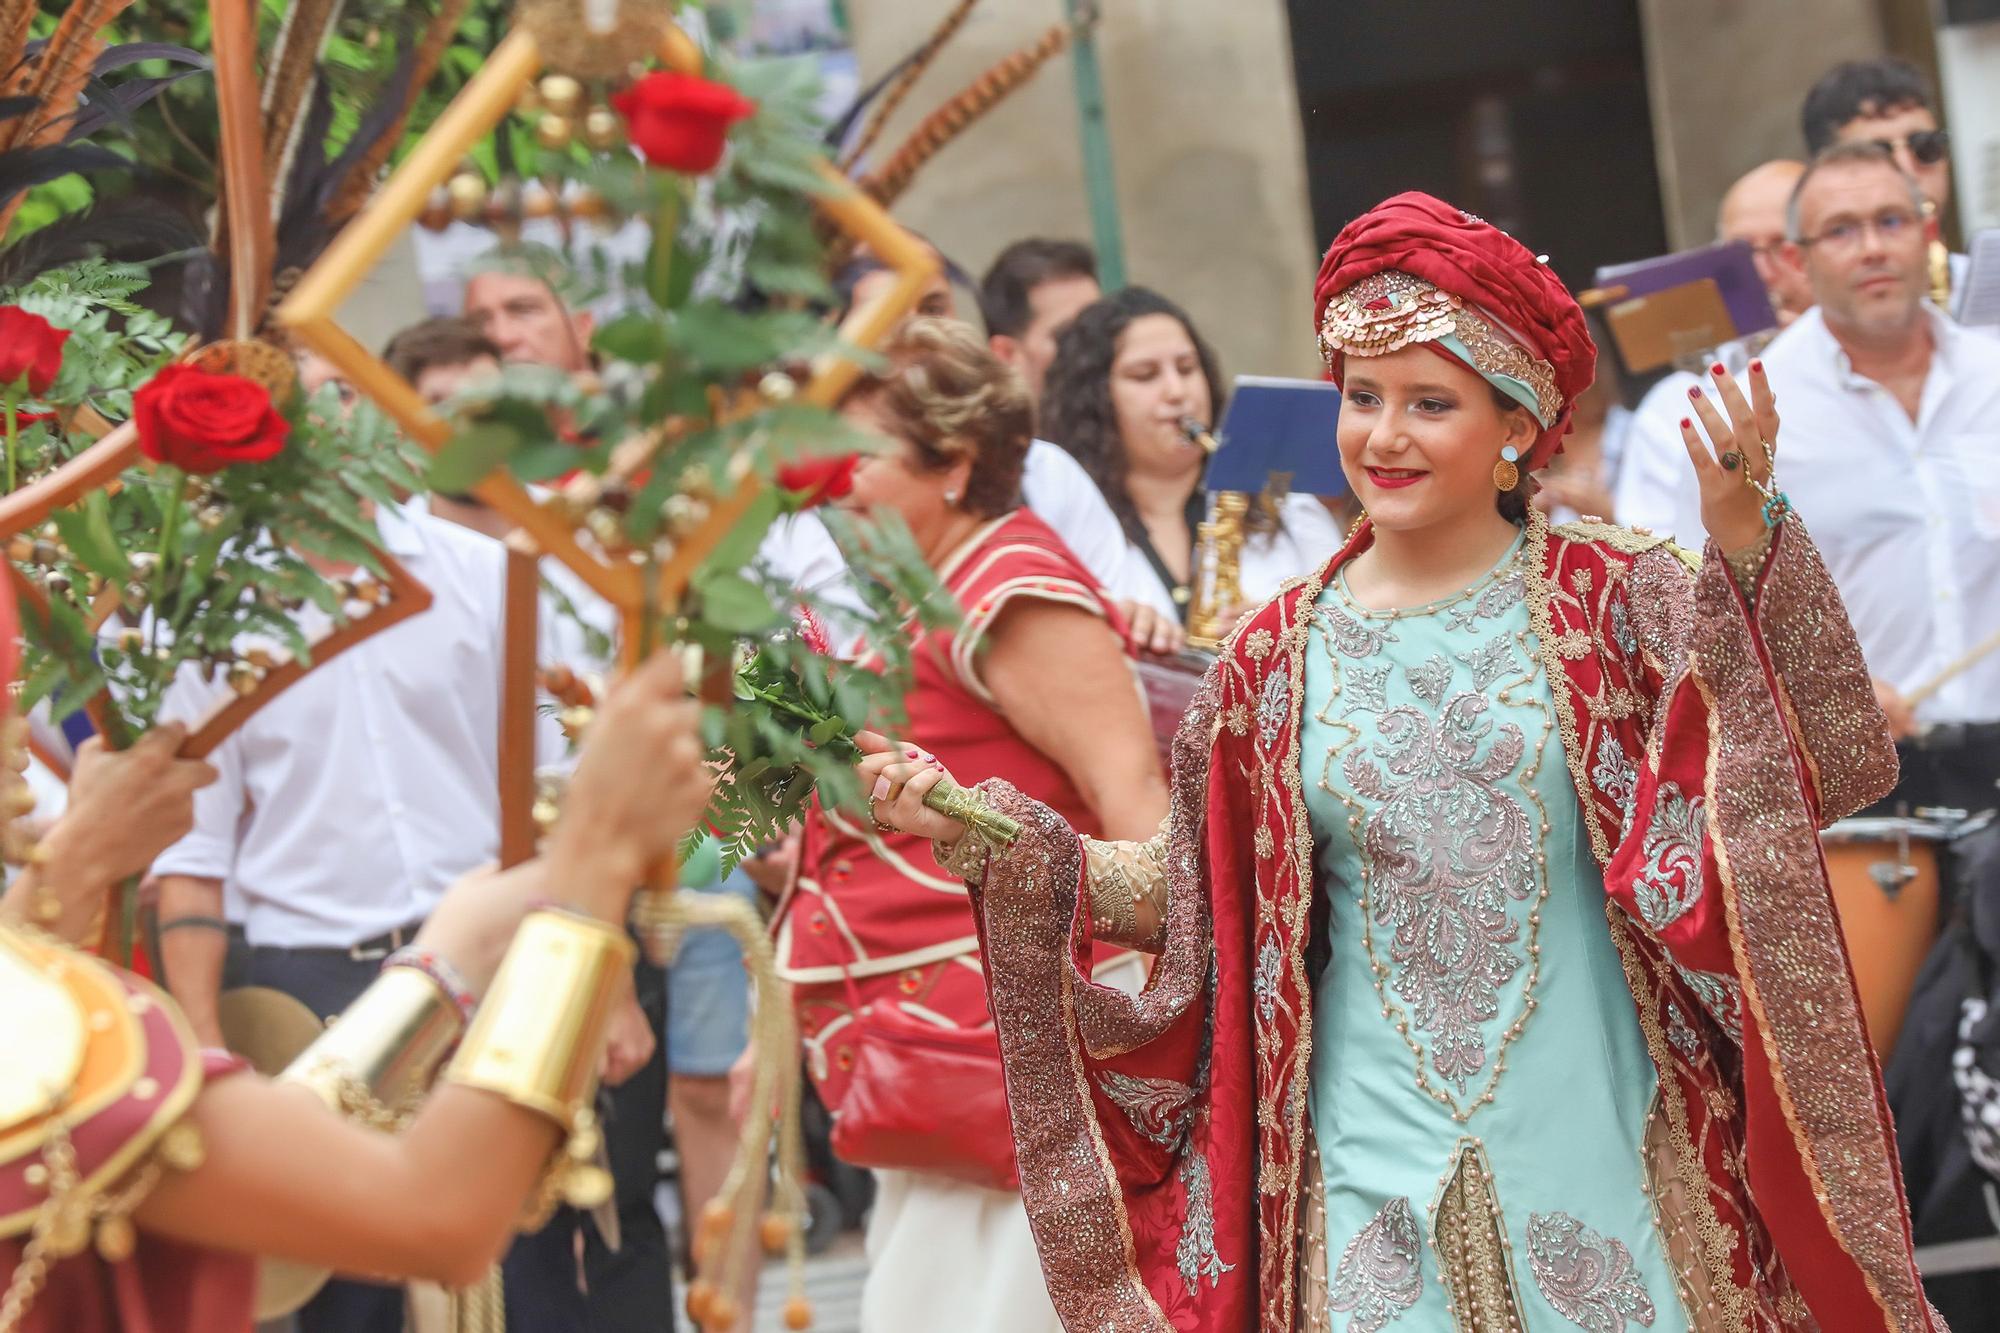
[853,731,967,843]
[1679,360,1781,556]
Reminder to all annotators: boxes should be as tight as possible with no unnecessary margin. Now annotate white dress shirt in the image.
[1641,308,2000,725]
[1116,493,1349,620]
[1018,440,1134,594]
[151,504,510,947]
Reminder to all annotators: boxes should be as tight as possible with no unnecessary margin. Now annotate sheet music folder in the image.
[1592,241,1777,373]
[1208,375,1346,497]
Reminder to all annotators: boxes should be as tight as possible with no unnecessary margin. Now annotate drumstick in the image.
[1904,625,2000,708]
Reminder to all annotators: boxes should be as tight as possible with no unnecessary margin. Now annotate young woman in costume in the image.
[858,193,1939,1332]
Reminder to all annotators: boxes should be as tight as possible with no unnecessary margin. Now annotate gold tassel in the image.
[838,0,981,174]
[859,23,1072,209]
[632,889,813,1332]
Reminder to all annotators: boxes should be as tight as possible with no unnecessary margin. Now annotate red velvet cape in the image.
[967,511,1940,1331]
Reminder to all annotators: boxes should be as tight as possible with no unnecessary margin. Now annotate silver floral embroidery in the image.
[1665,1002,1699,1063]
[1175,1149,1234,1294]
[1590,731,1638,826]
[1330,1196,1425,1331]
[1342,691,1535,1091]
[1676,965,1744,1044]
[1609,597,1638,658]
[1633,783,1705,932]
[1455,636,1517,691]
[1526,1211,1657,1331]
[1253,936,1283,1023]
[1406,655,1455,707]
[1096,1070,1196,1148]
[1326,611,1399,658]
[1256,669,1291,748]
[1446,570,1525,632]
[1342,661,1392,717]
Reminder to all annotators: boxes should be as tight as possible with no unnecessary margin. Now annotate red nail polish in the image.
[1710,362,1725,376]
[1679,418,1691,430]
[1750,359,1763,373]
[1688,386,1702,399]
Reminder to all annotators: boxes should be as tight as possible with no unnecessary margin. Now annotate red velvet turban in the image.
[1314,192,1596,470]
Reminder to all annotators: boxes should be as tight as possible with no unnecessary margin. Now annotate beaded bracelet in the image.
[383,945,478,1026]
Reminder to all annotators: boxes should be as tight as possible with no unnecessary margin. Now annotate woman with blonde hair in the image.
[771,317,1168,1332]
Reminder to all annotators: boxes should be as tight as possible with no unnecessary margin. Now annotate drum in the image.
[1822,816,1955,1058]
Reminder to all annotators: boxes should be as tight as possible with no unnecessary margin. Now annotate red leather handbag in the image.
[829,992,1020,1193]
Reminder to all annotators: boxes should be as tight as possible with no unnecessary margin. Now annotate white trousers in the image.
[859,1170,1063,1333]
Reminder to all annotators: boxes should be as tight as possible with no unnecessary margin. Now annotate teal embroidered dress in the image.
[1301,533,1685,1332]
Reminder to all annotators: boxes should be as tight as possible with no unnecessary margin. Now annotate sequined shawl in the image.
[965,508,1941,1331]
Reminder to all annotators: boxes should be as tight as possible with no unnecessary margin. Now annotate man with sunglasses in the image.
[1803,56,1966,315]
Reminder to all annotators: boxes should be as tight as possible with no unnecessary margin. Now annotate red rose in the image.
[0,306,69,396]
[134,363,290,474]
[775,454,857,508]
[610,72,757,175]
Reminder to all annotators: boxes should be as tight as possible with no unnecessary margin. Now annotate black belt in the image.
[256,920,426,963]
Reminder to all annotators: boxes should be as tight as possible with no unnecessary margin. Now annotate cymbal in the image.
[217,985,323,1075]
[217,986,333,1319]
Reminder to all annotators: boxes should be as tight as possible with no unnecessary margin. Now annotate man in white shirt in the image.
[152,501,509,1331]
[1614,159,1808,533]
[460,268,695,1333]
[1650,141,2000,810]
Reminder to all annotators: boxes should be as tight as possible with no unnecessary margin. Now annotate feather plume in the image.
[259,0,344,204]
[838,0,979,173]
[0,0,34,88]
[325,0,470,225]
[0,0,137,155]
[859,23,1071,209]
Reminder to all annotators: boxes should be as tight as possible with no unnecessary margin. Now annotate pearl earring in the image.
[944,489,960,504]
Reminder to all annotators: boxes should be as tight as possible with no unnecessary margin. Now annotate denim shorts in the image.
[664,866,758,1077]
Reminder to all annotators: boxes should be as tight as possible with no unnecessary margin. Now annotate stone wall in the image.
[843,0,1323,377]
[1636,0,1884,248]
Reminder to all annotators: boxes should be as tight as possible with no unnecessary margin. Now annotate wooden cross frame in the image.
[274,12,937,873]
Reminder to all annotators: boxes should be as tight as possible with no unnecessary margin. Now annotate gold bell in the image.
[538,73,583,119]
[158,1121,206,1171]
[227,661,260,696]
[758,371,798,403]
[536,113,574,153]
[532,799,561,831]
[582,106,623,152]
[447,171,489,223]
[559,705,594,737]
[560,1162,613,1210]
[94,1214,137,1263]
